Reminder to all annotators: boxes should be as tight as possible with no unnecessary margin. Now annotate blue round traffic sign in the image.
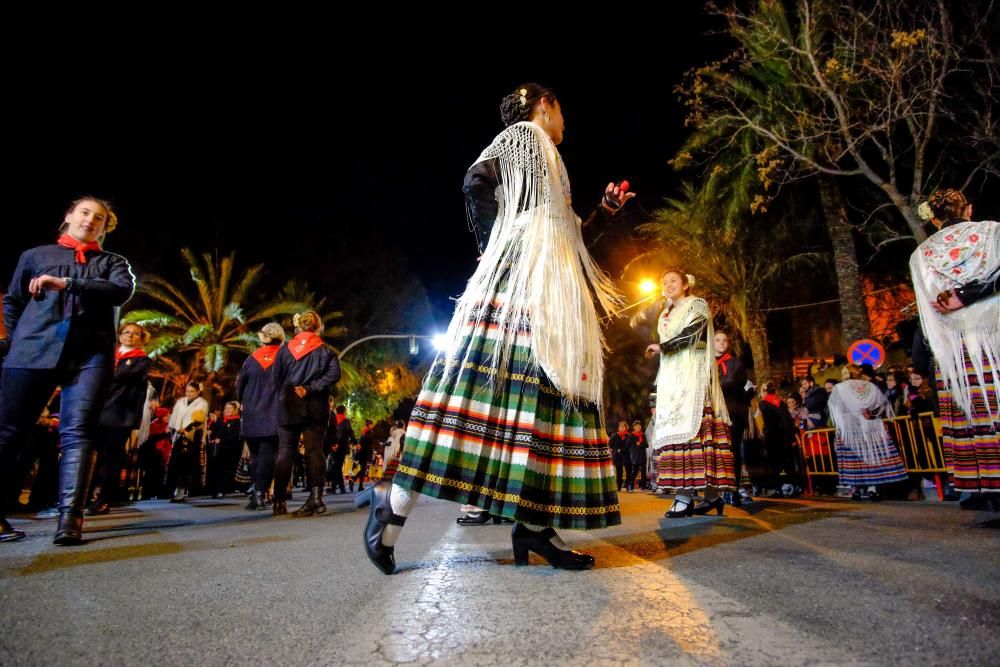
[847,339,885,369]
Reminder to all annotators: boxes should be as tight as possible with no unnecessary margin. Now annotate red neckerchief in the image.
[335,414,347,425]
[715,352,732,377]
[115,346,147,368]
[762,393,781,408]
[57,233,102,264]
[287,331,323,361]
[251,344,280,370]
[633,432,644,444]
[616,429,628,436]
[223,415,240,423]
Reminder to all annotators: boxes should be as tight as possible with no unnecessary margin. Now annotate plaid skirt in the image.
[393,302,620,530]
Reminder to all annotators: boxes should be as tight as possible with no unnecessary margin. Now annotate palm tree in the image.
[123,248,301,401]
[257,280,348,344]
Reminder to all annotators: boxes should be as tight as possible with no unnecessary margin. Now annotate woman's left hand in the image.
[28,274,68,296]
[600,181,637,215]
[931,289,963,313]
[293,386,307,398]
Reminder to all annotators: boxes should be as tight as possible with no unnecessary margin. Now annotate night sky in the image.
[6,10,727,333]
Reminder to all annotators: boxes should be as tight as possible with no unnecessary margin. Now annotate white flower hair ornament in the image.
[686,274,697,288]
[917,201,934,222]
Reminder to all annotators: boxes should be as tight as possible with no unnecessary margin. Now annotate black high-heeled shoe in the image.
[0,517,26,542]
[693,497,725,516]
[356,482,406,575]
[511,523,594,570]
[665,496,694,518]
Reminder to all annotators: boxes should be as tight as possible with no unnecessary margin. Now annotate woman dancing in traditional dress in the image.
[827,364,908,501]
[911,189,998,509]
[358,82,634,573]
[645,269,735,518]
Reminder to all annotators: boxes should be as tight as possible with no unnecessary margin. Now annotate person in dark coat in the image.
[608,422,630,491]
[714,331,751,505]
[236,322,284,510]
[354,420,376,493]
[207,401,243,498]
[627,420,648,491]
[0,196,135,545]
[271,311,341,516]
[326,404,355,494]
[89,322,152,513]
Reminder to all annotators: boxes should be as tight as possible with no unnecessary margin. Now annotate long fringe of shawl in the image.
[652,297,730,449]
[440,122,622,407]
[828,379,896,465]
[910,220,1000,422]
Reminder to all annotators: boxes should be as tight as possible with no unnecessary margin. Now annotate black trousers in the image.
[207,443,241,495]
[612,457,625,490]
[246,435,279,496]
[274,423,325,500]
[327,451,347,492]
[165,437,200,493]
[93,426,133,503]
[625,459,647,490]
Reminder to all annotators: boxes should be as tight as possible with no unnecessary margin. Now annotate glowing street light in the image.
[432,334,450,352]
[639,279,657,295]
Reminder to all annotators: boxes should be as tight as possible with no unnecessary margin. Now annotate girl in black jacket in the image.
[89,322,152,514]
[0,197,135,544]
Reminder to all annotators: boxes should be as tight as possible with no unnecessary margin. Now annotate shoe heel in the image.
[492,515,503,525]
[513,542,530,565]
[355,486,373,510]
[715,499,725,516]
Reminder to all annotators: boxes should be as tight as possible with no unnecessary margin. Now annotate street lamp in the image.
[432,334,450,352]
[639,279,657,295]
[338,333,447,359]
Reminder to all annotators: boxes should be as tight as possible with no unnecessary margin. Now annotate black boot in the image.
[272,495,287,515]
[293,487,327,517]
[356,482,406,575]
[248,490,267,511]
[511,523,594,570]
[245,490,261,511]
[53,447,94,546]
[0,517,26,542]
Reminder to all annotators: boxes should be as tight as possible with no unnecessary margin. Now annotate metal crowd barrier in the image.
[796,412,946,497]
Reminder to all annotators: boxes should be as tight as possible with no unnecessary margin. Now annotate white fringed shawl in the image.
[828,379,895,464]
[439,122,621,406]
[910,220,1000,421]
[652,296,729,449]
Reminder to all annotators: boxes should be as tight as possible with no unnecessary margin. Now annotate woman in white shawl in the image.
[828,364,907,500]
[357,82,635,575]
[910,188,999,509]
[645,269,734,517]
[166,382,209,502]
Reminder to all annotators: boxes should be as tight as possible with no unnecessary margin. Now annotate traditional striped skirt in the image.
[834,433,908,487]
[393,302,621,530]
[654,404,735,491]
[937,346,1000,493]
